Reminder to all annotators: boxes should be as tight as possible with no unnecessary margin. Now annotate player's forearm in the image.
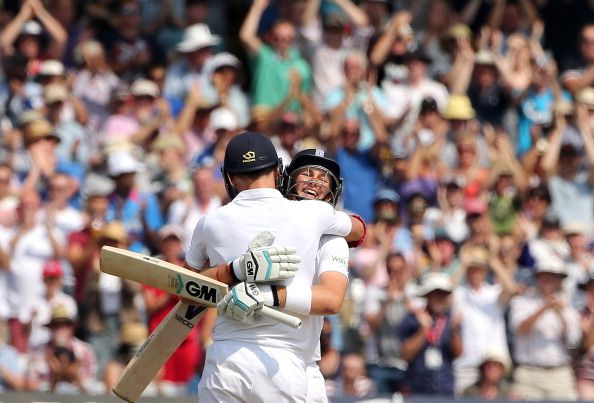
[184,261,237,285]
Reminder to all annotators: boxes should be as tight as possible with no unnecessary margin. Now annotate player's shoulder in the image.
[319,234,349,252]
[294,199,336,215]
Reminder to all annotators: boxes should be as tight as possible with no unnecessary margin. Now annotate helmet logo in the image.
[315,149,325,157]
[242,151,256,163]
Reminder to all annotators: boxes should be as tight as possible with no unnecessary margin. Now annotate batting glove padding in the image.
[217,282,273,324]
[232,246,301,283]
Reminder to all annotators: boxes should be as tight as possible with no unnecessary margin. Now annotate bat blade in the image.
[112,301,206,403]
[100,246,228,306]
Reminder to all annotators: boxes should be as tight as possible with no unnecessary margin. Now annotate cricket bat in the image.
[100,246,303,402]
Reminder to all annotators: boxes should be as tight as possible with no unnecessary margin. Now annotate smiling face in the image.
[293,166,333,203]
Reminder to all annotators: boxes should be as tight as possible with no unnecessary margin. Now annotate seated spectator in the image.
[399,272,462,397]
[462,348,512,400]
[0,318,25,392]
[326,352,376,399]
[103,322,154,396]
[509,262,581,400]
[578,273,594,400]
[29,259,78,350]
[25,304,97,394]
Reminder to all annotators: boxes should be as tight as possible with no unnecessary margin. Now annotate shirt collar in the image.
[233,188,283,201]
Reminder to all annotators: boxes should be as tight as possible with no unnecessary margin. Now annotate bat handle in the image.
[260,306,302,329]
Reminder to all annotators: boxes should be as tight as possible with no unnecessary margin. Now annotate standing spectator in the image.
[240,0,312,111]
[331,118,381,222]
[562,24,594,95]
[105,151,163,254]
[577,273,594,400]
[0,0,67,63]
[141,226,205,397]
[163,23,220,105]
[107,0,161,81]
[325,50,395,150]
[540,105,594,236]
[452,246,516,394]
[6,190,63,354]
[72,40,120,135]
[300,0,370,108]
[363,253,413,394]
[399,272,463,397]
[563,223,594,308]
[0,164,19,228]
[509,262,581,401]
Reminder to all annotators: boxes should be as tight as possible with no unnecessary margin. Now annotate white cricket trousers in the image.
[198,340,308,403]
[305,362,329,403]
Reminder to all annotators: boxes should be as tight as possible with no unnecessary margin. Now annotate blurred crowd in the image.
[1,0,594,401]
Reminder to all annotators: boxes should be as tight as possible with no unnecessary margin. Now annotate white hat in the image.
[209,107,239,131]
[82,173,115,198]
[474,50,496,66]
[176,23,221,53]
[130,79,159,98]
[535,259,568,277]
[419,272,453,296]
[158,224,184,241]
[21,20,42,35]
[205,52,240,78]
[563,222,587,236]
[107,152,140,177]
[480,348,512,373]
[39,60,65,76]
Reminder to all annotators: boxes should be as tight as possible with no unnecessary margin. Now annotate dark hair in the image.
[527,184,551,204]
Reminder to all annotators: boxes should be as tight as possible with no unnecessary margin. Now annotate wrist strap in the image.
[347,214,367,248]
[285,285,311,315]
[228,261,240,283]
[271,286,279,307]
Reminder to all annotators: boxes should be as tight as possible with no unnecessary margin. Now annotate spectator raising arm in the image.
[369,11,412,67]
[239,0,268,56]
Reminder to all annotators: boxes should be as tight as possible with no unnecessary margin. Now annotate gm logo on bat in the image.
[174,274,218,304]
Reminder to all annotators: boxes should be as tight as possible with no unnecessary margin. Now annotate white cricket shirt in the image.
[186,188,353,358]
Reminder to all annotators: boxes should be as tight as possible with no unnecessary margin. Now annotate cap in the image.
[24,119,60,146]
[464,198,487,216]
[373,188,400,205]
[541,213,561,228]
[419,272,453,297]
[205,52,240,77]
[44,83,69,104]
[434,227,454,243]
[38,60,65,77]
[446,23,472,40]
[82,173,115,199]
[158,224,184,241]
[209,107,239,131]
[21,20,42,36]
[130,79,159,98]
[152,134,185,152]
[45,304,76,327]
[120,322,148,346]
[101,221,128,243]
[107,152,140,177]
[43,259,64,278]
[222,131,279,174]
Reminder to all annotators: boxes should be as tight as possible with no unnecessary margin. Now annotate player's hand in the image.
[217,282,271,324]
[232,231,301,282]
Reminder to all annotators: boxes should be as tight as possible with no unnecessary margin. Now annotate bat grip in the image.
[260,306,302,329]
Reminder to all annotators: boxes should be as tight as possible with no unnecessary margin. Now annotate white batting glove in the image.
[231,232,301,282]
[217,282,273,324]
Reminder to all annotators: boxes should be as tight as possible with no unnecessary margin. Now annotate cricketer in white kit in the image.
[185,133,361,403]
